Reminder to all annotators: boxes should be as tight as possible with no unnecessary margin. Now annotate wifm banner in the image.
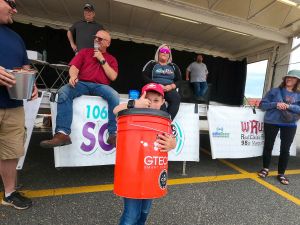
[207,105,296,159]
[52,96,199,168]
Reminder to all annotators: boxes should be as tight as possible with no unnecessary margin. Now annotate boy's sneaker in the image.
[2,191,32,210]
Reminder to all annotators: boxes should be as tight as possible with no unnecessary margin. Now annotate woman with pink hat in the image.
[142,44,182,120]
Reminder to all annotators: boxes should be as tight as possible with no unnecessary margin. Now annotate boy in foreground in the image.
[113,83,176,225]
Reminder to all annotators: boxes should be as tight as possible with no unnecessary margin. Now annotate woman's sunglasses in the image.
[4,0,17,10]
[159,48,171,54]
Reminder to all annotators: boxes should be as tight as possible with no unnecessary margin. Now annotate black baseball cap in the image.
[84,3,95,11]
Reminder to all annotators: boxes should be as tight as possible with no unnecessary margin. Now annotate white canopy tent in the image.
[14,0,300,60]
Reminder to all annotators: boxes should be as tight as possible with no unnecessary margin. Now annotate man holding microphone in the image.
[40,30,119,148]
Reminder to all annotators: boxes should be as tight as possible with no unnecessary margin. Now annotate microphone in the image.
[94,41,99,51]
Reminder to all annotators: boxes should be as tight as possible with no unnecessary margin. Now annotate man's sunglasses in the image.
[94,36,107,42]
[4,0,17,10]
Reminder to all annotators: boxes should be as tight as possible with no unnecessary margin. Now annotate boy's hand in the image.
[135,91,151,108]
[157,133,176,152]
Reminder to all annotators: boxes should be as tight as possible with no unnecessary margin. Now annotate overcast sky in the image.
[244,37,300,99]
[244,60,268,98]
[289,37,300,71]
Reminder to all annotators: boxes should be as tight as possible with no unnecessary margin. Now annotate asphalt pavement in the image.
[1,132,300,225]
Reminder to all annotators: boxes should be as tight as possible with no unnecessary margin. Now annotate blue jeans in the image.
[119,198,153,225]
[55,81,119,135]
[192,82,208,97]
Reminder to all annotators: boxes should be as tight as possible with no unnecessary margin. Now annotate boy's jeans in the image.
[119,198,153,225]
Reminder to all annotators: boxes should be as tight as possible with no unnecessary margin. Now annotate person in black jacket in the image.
[142,44,182,120]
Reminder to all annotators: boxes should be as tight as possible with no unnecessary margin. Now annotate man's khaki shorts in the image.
[0,107,25,160]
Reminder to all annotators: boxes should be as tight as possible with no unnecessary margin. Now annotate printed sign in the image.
[52,96,200,167]
[208,105,297,159]
[169,102,199,161]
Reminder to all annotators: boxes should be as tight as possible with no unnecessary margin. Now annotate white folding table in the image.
[49,63,70,89]
[30,59,49,89]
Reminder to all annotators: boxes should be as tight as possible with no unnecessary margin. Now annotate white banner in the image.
[52,96,199,167]
[17,92,43,170]
[208,105,296,159]
[170,102,199,161]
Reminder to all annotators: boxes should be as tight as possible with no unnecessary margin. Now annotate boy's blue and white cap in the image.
[284,70,300,80]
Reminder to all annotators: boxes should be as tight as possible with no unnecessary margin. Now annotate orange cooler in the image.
[114,108,172,199]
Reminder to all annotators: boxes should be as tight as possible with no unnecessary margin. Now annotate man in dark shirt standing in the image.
[0,0,38,210]
[67,3,103,53]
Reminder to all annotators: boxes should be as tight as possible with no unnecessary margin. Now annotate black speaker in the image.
[178,81,193,102]
[178,81,211,104]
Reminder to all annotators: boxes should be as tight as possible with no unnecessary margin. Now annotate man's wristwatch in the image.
[127,100,135,109]
[99,59,106,65]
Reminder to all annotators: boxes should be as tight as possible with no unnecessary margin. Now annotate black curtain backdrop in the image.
[9,22,247,106]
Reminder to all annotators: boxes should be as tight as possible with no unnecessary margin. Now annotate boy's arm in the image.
[113,103,128,115]
[113,92,151,115]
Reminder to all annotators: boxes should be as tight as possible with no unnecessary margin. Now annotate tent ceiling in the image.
[14,0,300,59]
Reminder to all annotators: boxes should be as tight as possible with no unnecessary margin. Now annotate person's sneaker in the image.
[40,133,72,148]
[1,191,32,210]
[107,134,116,147]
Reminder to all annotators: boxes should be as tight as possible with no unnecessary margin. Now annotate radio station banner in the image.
[52,96,199,168]
[207,105,296,159]
[17,92,44,170]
